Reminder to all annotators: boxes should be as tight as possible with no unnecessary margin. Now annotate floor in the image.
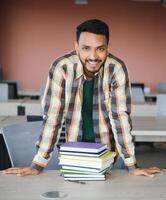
[135,142,166,169]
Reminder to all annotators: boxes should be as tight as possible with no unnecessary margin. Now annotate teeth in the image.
[88,61,98,64]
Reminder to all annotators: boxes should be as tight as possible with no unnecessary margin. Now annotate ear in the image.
[107,43,111,53]
[74,41,79,54]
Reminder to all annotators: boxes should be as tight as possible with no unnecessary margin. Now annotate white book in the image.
[64,177,105,181]
[60,168,108,175]
[62,165,110,173]
[59,151,115,162]
[64,174,105,178]
[59,158,112,169]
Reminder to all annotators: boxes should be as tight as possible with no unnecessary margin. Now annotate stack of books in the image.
[59,142,116,181]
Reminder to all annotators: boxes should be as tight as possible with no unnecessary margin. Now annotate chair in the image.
[156,82,166,93]
[2,121,60,170]
[156,94,166,116]
[131,87,145,104]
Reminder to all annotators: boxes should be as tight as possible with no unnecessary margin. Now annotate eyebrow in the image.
[81,44,106,48]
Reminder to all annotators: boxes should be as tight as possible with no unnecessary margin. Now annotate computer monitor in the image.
[1,81,18,99]
[7,82,18,99]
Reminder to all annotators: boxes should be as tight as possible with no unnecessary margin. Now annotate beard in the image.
[77,52,106,75]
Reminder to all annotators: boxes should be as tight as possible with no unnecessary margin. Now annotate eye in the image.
[82,46,90,51]
[97,47,106,52]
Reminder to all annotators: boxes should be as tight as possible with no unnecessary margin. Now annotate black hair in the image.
[76,19,109,44]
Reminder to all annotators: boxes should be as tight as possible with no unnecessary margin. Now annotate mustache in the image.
[86,59,102,62]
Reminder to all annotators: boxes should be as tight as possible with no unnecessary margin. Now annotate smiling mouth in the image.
[86,59,101,66]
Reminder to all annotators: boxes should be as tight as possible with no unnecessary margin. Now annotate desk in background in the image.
[145,93,157,102]
[0,100,25,116]
[131,103,156,117]
[18,89,40,99]
[1,116,166,143]
[132,116,166,142]
[21,99,42,115]
[0,100,157,117]
[0,99,41,116]
[0,170,165,200]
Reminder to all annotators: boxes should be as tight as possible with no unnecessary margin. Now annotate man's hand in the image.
[3,166,42,176]
[129,167,162,177]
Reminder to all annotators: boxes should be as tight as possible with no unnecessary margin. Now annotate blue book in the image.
[60,142,107,153]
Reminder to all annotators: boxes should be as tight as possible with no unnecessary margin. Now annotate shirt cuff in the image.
[31,153,50,171]
[124,156,138,171]
[126,164,137,171]
[31,162,44,171]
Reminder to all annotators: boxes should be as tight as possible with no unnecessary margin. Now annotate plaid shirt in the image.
[31,51,137,171]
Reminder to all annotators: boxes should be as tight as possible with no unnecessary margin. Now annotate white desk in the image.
[131,103,156,116]
[132,116,166,142]
[0,100,24,116]
[18,89,40,97]
[0,100,156,117]
[0,99,42,116]
[145,93,157,98]
[0,170,165,200]
[21,99,42,115]
[145,93,157,102]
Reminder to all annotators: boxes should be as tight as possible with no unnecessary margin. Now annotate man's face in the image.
[75,32,108,79]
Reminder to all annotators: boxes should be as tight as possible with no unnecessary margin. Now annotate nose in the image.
[89,49,98,60]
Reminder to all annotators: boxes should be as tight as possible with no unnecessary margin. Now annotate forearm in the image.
[109,62,137,170]
[31,65,65,170]
[110,111,137,170]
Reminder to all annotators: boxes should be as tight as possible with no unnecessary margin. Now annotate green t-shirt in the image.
[82,79,95,142]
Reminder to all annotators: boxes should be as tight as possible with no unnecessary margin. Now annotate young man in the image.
[4,19,161,177]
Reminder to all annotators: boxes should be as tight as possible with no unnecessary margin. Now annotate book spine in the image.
[59,159,111,169]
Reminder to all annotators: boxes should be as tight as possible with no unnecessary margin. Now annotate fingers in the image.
[140,170,155,178]
[3,167,40,176]
[143,167,162,175]
[20,167,40,176]
[3,167,23,174]
[17,169,39,176]
[129,167,162,177]
[148,167,162,173]
[149,167,160,170]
